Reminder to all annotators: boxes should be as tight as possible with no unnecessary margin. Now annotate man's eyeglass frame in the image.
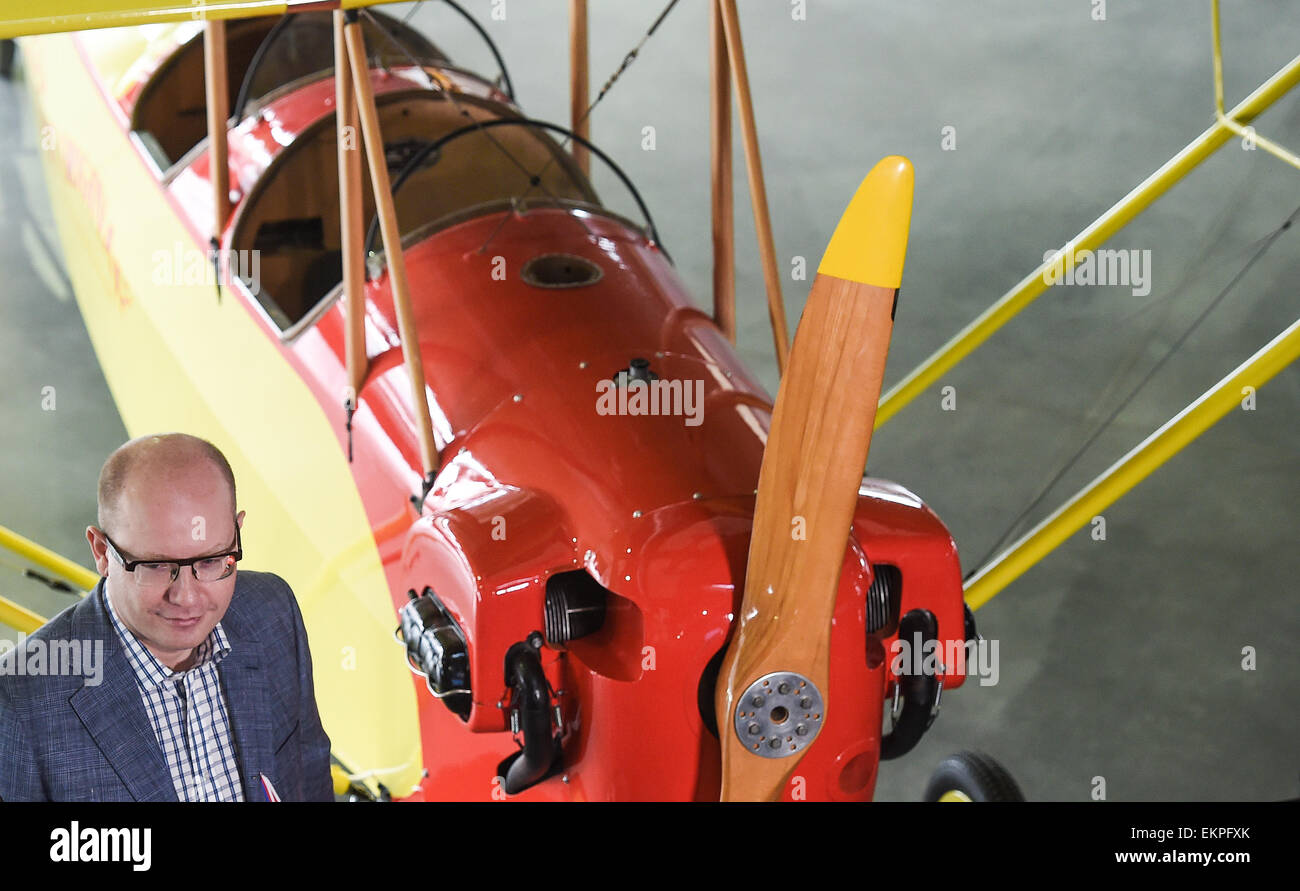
[101,524,242,585]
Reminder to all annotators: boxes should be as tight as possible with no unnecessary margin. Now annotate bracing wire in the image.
[477,0,683,254]
[964,203,1300,581]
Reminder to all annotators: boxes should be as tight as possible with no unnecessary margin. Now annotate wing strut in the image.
[334,11,368,405]
[964,316,1300,610]
[338,10,440,489]
[717,0,790,373]
[709,0,735,343]
[569,0,590,176]
[204,19,229,299]
[0,525,99,634]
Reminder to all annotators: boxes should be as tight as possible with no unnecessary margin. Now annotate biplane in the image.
[1,0,1294,802]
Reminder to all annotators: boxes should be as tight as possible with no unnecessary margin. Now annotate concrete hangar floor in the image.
[0,0,1296,801]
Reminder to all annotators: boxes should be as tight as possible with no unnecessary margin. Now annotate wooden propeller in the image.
[715,156,915,801]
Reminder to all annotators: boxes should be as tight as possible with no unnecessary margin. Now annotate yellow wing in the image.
[0,0,402,39]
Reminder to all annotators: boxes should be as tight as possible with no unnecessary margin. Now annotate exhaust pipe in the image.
[497,634,563,795]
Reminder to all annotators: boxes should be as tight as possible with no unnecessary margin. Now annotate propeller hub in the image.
[731,672,824,759]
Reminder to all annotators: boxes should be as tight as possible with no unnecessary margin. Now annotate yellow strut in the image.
[0,525,99,592]
[1212,0,1300,173]
[964,317,1300,609]
[875,50,1300,429]
[0,595,46,635]
[0,525,98,633]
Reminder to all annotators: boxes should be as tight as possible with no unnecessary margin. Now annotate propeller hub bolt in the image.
[747,723,760,736]
[768,739,781,750]
[800,697,813,710]
[750,694,765,708]
[795,724,809,737]
[778,682,791,695]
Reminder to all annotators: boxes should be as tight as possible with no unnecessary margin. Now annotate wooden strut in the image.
[570,0,590,176]
[334,11,367,400]
[710,0,735,342]
[342,13,440,480]
[204,19,230,251]
[718,0,790,373]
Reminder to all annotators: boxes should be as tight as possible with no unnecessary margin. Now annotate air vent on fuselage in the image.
[521,253,603,288]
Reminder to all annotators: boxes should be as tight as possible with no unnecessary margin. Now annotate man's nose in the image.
[166,569,203,606]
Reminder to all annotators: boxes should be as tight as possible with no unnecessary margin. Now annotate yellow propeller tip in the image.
[817,155,915,288]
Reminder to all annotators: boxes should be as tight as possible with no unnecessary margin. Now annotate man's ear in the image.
[86,526,110,577]
[235,510,245,530]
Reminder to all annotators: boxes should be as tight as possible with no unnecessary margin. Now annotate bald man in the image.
[0,433,332,801]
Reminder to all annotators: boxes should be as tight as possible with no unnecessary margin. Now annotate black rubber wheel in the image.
[924,750,1025,802]
[0,40,14,80]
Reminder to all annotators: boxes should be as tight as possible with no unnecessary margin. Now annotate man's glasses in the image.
[101,524,242,588]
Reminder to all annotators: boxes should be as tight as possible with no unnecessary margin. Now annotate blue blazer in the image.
[0,570,333,801]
